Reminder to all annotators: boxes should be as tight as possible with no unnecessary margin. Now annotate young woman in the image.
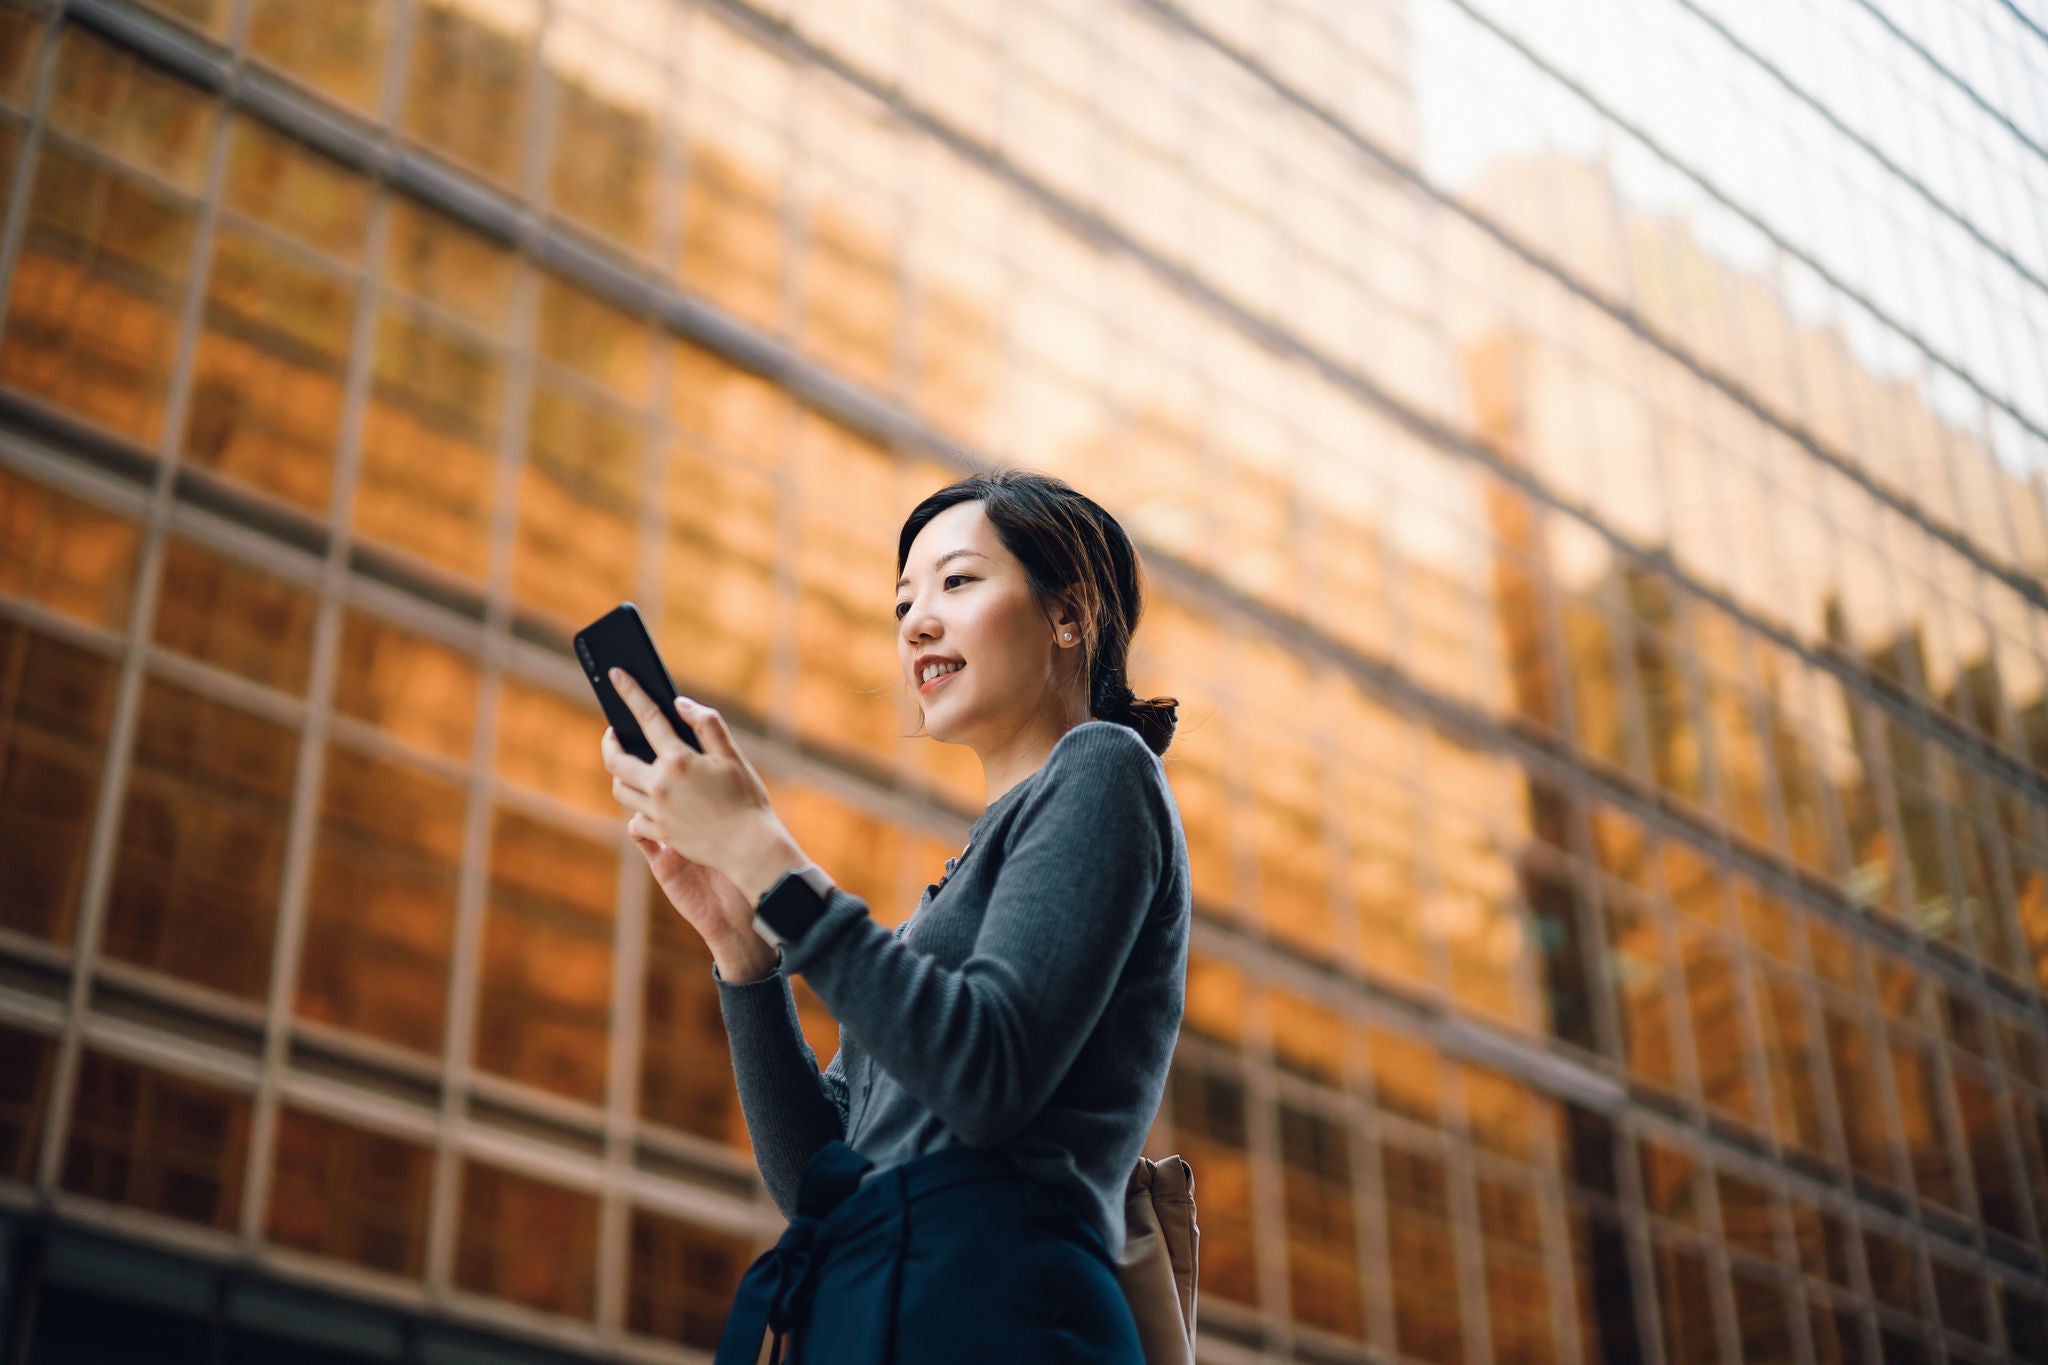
[599,469,1191,1363]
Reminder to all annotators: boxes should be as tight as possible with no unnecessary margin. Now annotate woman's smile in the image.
[920,662,965,694]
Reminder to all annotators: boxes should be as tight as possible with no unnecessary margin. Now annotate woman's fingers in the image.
[608,669,689,761]
[600,726,654,789]
[674,696,739,764]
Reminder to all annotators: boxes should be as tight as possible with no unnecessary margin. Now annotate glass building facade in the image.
[0,0,2044,1360]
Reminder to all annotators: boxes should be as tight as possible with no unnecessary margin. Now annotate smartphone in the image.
[573,602,701,762]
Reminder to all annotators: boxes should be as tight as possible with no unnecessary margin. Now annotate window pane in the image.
[0,621,119,945]
[544,20,661,253]
[660,442,776,716]
[45,27,213,188]
[1478,1171,1555,1365]
[512,377,642,628]
[1165,1063,1257,1306]
[626,1206,754,1348]
[678,20,789,329]
[1267,990,1343,1084]
[1383,1143,1462,1364]
[102,678,298,999]
[246,0,395,113]
[639,880,746,1146]
[332,607,478,762]
[1651,1237,1721,1365]
[0,140,198,445]
[129,0,230,38]
[219,116,371,262]
[477,807,614,1103]
[297,744,463,1054]
[403,0,538,185]
[1678,924,1756,1129]
[265,1106,432,1276]
[0,1020,56,1182]
[671,339,786,470]
[0,6,47,111]
[355,298,504,582]
[1278,1104,1363,1339]
[383,196,516,330]
[793,415,899,763]
[494,677,609,816]
[61,1049,251,1230]
[183,223,355,510]
[0,467,141,627]
[454,1160,597,1319]
[535,275,650,401]
[152,537,318,693]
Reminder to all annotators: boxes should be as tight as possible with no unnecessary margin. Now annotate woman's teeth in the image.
[920,661,964,688]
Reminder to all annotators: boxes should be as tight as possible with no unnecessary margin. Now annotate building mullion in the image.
[234,179,393,1252]
[30,65,238,1197]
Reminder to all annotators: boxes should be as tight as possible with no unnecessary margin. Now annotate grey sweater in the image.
[712,720,1191,1259]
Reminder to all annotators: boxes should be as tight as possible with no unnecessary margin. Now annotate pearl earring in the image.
[1062,632,1072,641]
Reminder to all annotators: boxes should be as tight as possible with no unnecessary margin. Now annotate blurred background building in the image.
[0,0,2045,1361]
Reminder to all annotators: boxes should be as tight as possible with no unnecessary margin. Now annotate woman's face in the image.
[896,500,1078,743]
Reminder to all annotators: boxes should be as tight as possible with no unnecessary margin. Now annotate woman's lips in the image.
[919,664,964,694]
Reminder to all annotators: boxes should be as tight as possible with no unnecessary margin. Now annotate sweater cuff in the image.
[775,888,869,977]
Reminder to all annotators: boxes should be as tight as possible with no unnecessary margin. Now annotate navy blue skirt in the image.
[715,1139,1145,1365]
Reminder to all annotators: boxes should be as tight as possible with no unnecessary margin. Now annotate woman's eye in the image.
[895,576,973,618]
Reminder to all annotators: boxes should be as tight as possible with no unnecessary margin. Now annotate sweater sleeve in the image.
[775,723,1168,1148]
[712,962,849,1217]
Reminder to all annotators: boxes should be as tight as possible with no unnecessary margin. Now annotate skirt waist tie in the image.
[715,1141,876,1365]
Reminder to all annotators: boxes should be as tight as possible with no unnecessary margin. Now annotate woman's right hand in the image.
[632,832,780,983]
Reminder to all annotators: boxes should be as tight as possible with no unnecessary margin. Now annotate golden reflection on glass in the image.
[627,1206,755,1349]
[1638,1138,1697,1226]
[101,677,297,998]
[385,196,516,327]
[672,339,786,470]
[355,297,504,581]
[512,377,641,627]
[660,440,776,718]
[0,1022,55,1183]
[265,1106,432,1276]
[403,0,537,185]
[246,0,393,112]
[0,6,44,110]
[678,14,790,330]
[45,26,212,189]
[494,677,611,817]
[1461,1066,1551,1165]
[1477,1168,1556,1365]
[454,1159,598,1319]
[1733,880,1796,962]
[640,871,747,1148]
[1676,922,1755,1129]
[1340,705,1427,988]
[151,536,318,693]
[802,82,901,391]
[908,211,1003,443]
[1240,640,1334,960]
[1266,989,1342,1084]
[477,807,614,1104]
[1822,997,1893,1186]
[1604,885,1679,1092]
[1165,1062,1257,1307]
[1278,1103,1365,1339]
[1887,1025,1961,1212]
[1426,732,1531,1029]
[62,1048,250,1229]
[776,781,905,927]
[0,139,197,446]
[0,620,118,945]
[1755,965,1826,1158]
[183,221,356,510]
[793,414,898,762]
[544,15,662,254]
[1368,1027,1440,1125]
[536,274,651,401]
[297,743,461,1055]
[332,607,478,761]
[1383,1143,1463,1365]
[221,116,371,262]
[1181,953,1246,1046]
[0,467,139,627]
[1950,1059,2020,1238]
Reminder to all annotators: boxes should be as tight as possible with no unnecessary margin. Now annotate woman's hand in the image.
[600,670,809,957]
[627,830,777,982]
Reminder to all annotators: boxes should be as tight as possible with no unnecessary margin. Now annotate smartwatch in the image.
[752,862,836,950]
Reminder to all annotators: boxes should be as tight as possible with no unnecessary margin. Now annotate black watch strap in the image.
[752,863,834,949]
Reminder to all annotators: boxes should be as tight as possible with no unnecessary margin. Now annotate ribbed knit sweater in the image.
[712,720,1192,1259]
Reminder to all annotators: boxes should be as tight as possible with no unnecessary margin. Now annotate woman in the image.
[599,469,1191,1363]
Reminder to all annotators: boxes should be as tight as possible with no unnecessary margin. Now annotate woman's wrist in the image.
[711,932,780,984]
[728,820,811,905]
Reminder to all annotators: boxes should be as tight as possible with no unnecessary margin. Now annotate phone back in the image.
[573,603,699,762]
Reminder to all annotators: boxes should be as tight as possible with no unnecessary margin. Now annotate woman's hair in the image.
[896,469,1179,756]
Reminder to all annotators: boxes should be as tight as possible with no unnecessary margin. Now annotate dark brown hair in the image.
[896,469,1179,756]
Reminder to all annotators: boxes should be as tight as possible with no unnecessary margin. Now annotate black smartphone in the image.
[573,602,701,762]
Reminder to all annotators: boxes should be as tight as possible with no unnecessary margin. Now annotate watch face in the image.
[758,865,830,943]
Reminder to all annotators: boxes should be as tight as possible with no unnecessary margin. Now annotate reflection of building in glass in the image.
[0,0,2044,1362]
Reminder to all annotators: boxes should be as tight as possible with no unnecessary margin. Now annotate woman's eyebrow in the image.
[896,549,987,590]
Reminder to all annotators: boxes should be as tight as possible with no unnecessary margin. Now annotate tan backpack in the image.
[1116,1155,1200,1365]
